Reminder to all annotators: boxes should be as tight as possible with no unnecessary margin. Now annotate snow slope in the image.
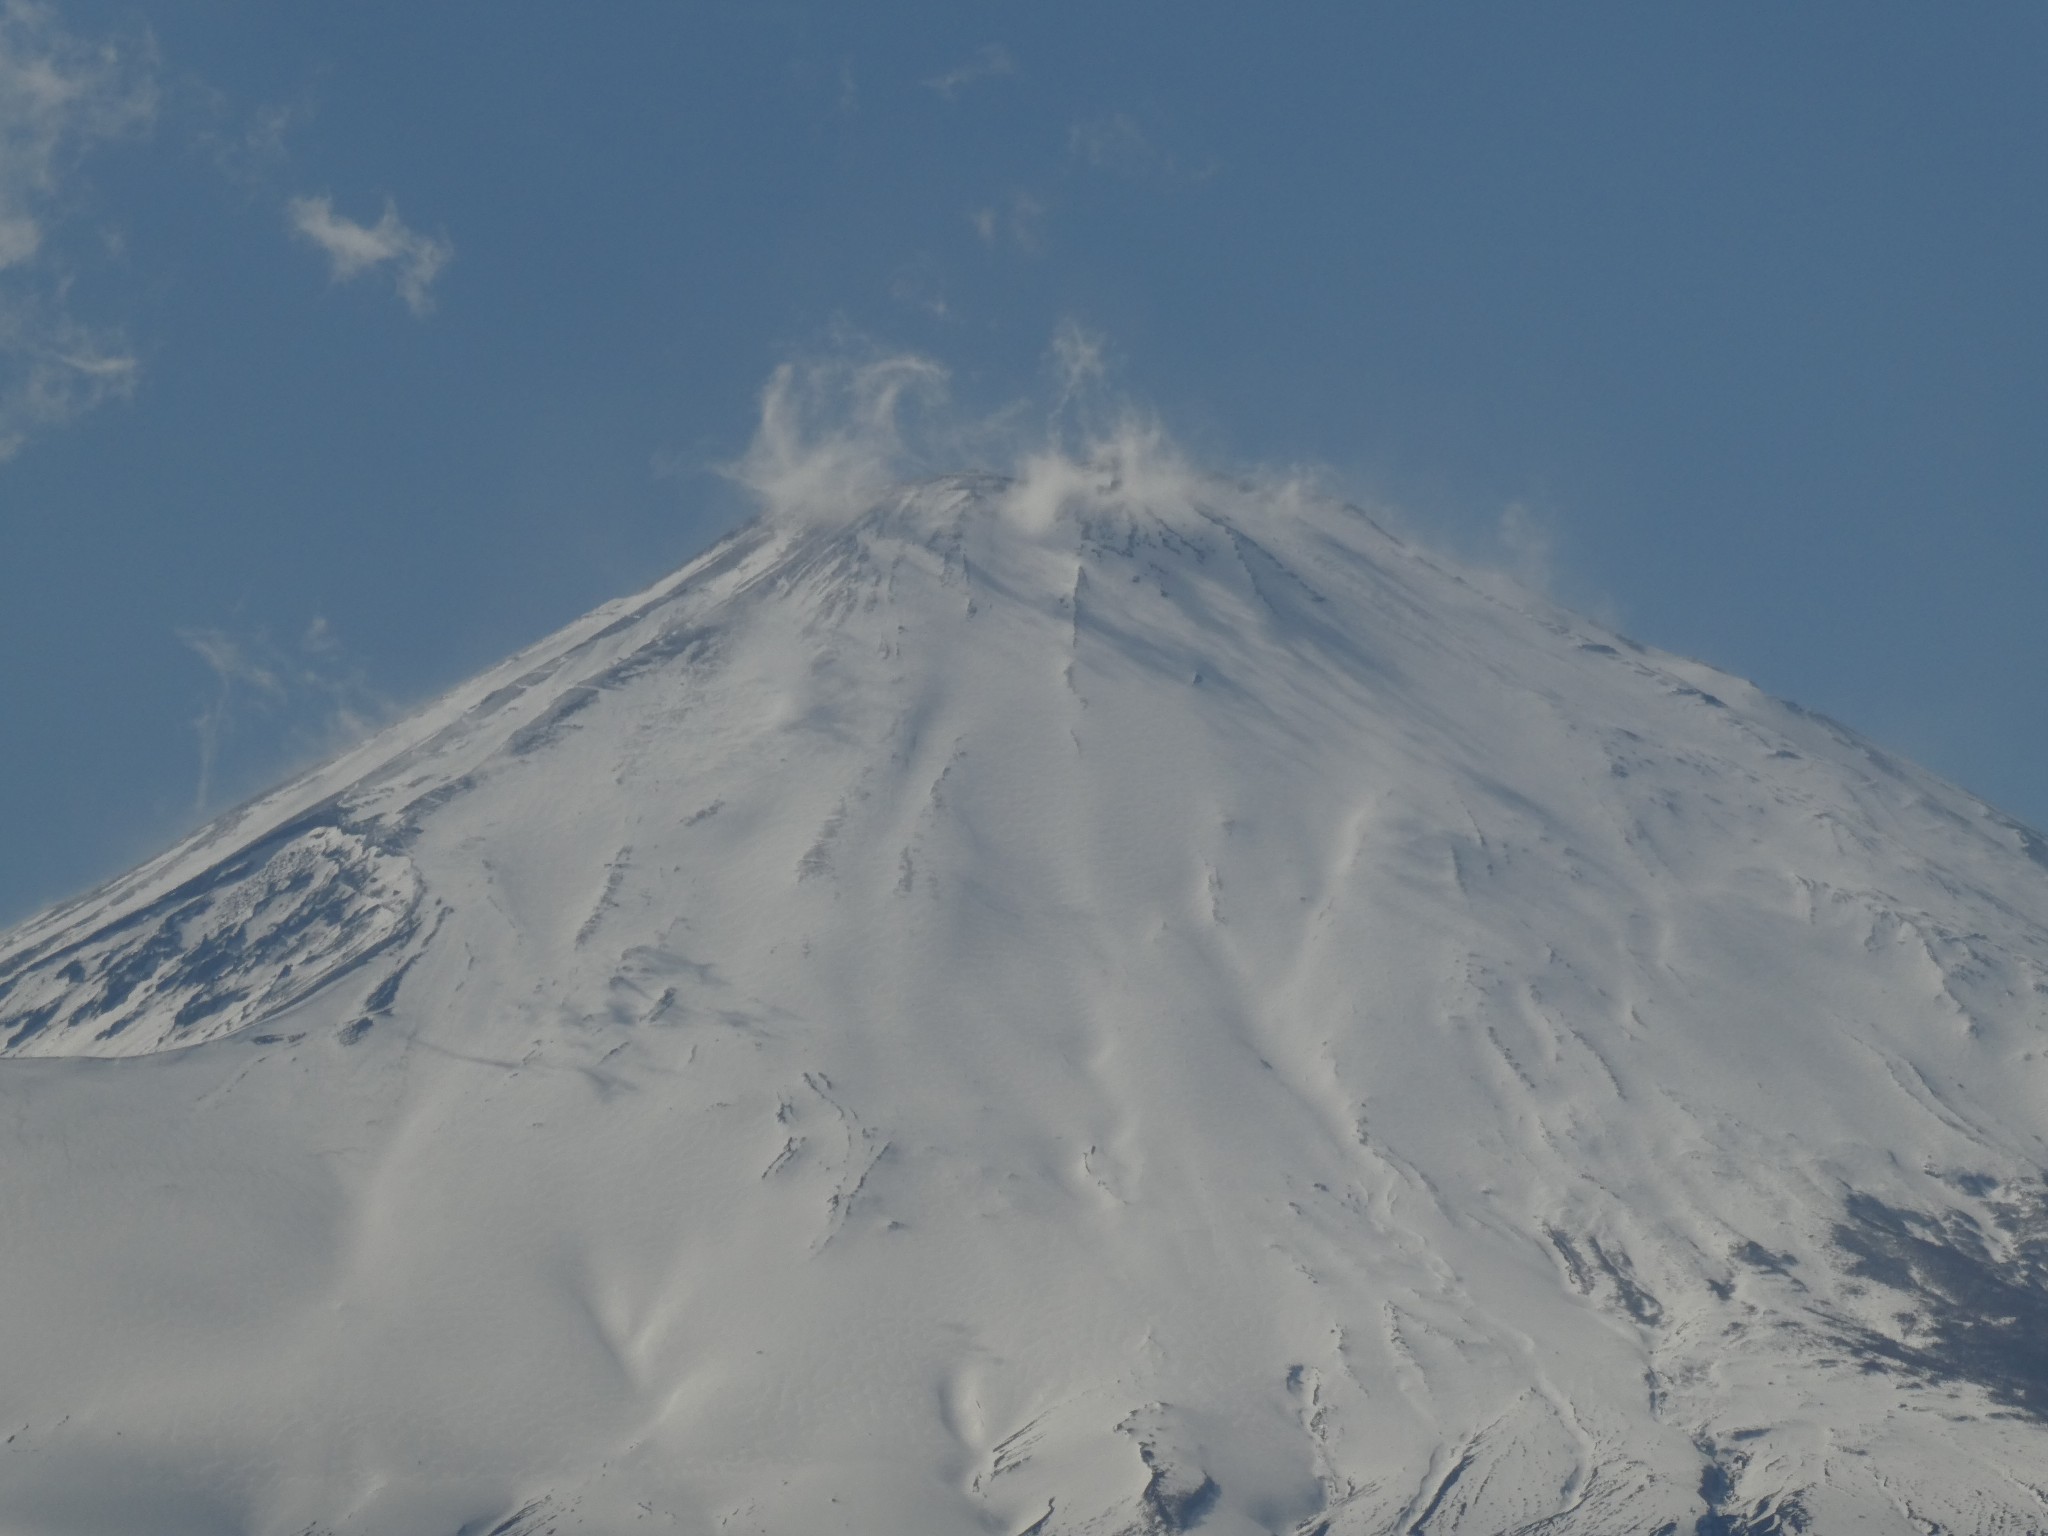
[4,463,2048,1534]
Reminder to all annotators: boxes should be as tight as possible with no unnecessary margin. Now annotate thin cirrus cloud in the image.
[968,189,1046,253]
[286,194,452,316]
[1069,113,1161,178]
[0,0,154,461]
[923,44,1013,102]
[179,616,384,813]
[1069,112,1217,183]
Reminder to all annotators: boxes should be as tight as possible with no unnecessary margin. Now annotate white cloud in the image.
[1069,111,1218,184]
[197,92,304,186]
[722,349,951,531]
[722,325,1210,544]
[0,1,155,273]
[889,258,952,321]
[720,329,1585,622]
[1069,113,1159,178]
[0,0,154,460]
[0,299,137,460]
[1049,319,1107,404]
[967,189,1046,253]
[287,194,451,316]
[924,45,1014,102]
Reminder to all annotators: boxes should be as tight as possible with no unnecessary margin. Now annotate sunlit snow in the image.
[3,455,2047,1534]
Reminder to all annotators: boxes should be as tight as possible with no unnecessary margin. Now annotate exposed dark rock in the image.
[1829,1181,2048,1419]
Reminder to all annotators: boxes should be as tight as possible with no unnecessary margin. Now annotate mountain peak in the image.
[3,472,2048,1533]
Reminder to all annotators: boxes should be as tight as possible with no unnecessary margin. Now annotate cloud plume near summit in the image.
[713,330,1602,631]
[719,330,1259,552]
[719,330,1443,589]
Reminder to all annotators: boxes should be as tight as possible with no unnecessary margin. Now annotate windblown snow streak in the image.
[2,471,2047,1534]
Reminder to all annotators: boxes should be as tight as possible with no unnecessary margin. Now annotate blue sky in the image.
[2,2,2045,925]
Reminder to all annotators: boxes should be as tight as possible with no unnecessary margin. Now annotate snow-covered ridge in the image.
[0,822,422,1056]
[0,518,783,1045]
[1,473,2047,1533]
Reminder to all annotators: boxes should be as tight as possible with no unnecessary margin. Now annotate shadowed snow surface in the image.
[4,475,2048,1534]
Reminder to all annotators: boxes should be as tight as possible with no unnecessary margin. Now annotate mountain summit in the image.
[4,466,2048,1535]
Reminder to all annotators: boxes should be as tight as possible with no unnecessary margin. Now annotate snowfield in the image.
[4,463,2048,1534]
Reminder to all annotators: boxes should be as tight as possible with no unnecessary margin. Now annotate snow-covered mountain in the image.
[5,460,2048,1535]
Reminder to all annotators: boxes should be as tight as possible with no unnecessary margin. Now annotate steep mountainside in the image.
[4,468,2048,1535]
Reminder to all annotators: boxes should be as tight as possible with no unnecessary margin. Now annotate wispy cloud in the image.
[889,257,953,321]
[1048,319,1108,421]
[722,327,1227,550]
[196,93,304,186]
[1069,113,1159,178]
[181,616,384,813]
[968,189,1046,253]
[1495,500,1556,594]
[722,348,952,531]
[287,194,451,316]
[1069,111,1218,184]
[724,329,1601,625]
[0,296,138,460]
[0,0,155,460]
[924,44,1013,102]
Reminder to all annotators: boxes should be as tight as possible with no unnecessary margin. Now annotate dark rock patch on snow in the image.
[1830,1183,2048,1419]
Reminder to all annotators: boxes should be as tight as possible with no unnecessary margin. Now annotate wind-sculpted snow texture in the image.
[3,474,2048,1534]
